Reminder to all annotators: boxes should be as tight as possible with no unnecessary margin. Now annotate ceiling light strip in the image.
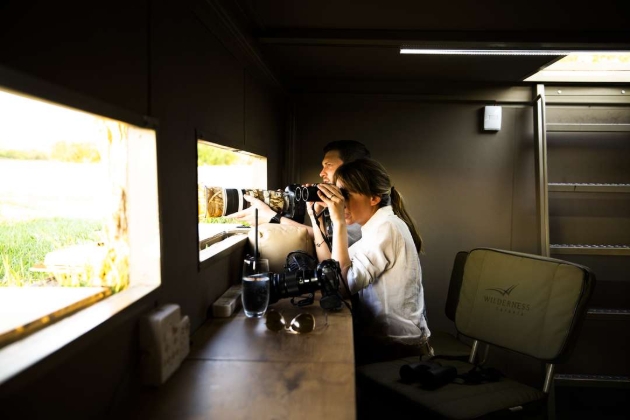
[401,49,571,56]
[400,49,630,56]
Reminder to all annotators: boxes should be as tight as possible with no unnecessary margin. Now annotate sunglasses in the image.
[265,309,316,334]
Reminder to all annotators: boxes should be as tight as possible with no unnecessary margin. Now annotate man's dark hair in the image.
[323,140,371,163]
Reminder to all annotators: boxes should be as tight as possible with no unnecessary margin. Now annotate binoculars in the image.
[399,361,458,389]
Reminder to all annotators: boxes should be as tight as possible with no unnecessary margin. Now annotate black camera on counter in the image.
[268,251,343,311]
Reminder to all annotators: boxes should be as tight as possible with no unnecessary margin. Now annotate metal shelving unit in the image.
[545,114,630,314]
[586,308,630,320]
[549,244,630,256]
[548,183,630,193]
[546,123,630,132]
[545,122,630,261]
[536,86,630,397]
[554,374,630,389]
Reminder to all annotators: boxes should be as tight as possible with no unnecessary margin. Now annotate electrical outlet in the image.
[139,303,190,386]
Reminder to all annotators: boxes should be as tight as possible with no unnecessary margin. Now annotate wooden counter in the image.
[119,295,356,420]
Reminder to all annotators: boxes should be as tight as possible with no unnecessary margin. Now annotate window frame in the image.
[196,137,267,269]
[0,64,162,387]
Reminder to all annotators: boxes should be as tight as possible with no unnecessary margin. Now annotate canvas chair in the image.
[427,251,474,359]
[356,248,595,419]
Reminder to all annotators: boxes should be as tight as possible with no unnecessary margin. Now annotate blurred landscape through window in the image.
[0,86,161,348]
[197,141,266,259]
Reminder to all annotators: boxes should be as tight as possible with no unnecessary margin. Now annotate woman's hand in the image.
[317,184,345,225]
[307,201,327,219]
[304,183,327,215]
[318,184,351,282]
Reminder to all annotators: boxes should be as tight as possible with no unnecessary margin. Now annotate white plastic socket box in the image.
[139,303,190,386]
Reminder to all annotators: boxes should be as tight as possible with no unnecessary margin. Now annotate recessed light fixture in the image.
[524,52,630,82]
[400,48,630,81]
[399,48,630,56]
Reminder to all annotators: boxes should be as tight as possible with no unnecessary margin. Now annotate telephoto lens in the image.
[198,186,285,217]
[198,184,307,223]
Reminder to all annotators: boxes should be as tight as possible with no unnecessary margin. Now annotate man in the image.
[229,140,371,247]
[316,140,371,247]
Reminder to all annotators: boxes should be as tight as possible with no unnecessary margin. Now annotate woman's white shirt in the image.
[347,206,430,345]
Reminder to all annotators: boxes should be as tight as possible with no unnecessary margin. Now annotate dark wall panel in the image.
[150,0,246,327]
[295,96,537,332]
[1,308,147,420]
[0,1,287,418]
[152,2,244,149]
[0,0,149,115]
[245,72,286,188]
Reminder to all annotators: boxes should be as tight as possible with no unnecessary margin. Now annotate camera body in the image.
[268,251,343,311]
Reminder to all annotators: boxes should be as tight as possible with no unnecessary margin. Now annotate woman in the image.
[308,158,431,364]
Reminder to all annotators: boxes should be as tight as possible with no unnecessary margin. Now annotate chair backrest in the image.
[455,248,595,364]
[247,224,315,274]
[445,251,468,322]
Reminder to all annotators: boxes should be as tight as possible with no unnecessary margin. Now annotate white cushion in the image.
[247,224,315,274]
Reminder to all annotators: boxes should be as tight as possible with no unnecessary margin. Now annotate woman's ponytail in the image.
[390,186,424,254]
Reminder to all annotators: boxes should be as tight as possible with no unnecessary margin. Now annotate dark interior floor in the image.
[554,385,628,420]
[355,379,629,419]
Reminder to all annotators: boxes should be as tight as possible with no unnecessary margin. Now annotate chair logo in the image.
[486,284,518,297]
[483,284,530,315]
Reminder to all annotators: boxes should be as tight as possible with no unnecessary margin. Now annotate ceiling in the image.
[228,0,630,92]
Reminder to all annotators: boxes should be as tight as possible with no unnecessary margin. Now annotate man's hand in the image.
[228,194,276,225]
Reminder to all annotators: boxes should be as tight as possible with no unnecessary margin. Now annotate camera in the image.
[268,251,344,311]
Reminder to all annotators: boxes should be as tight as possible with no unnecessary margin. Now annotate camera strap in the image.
[399,357,504,390]
[290,294,315,307]
[312,204,333,252]
[454,365,504,385]
[424,355,505,386]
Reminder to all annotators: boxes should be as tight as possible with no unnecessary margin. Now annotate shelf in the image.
[548,183,630,193]
[0,287,111,349]
[547,123,630,132]
[554,374,630,388]
[550,245,630,256]
[586,308,630,320]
